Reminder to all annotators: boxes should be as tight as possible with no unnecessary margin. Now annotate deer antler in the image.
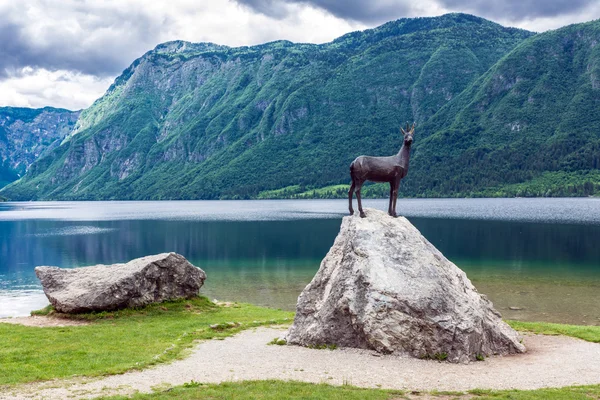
[411,122,416,132]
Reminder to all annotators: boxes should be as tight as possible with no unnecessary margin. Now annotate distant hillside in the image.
[0,107,79,189]
[1,14,537,200]
[408,19,600,197]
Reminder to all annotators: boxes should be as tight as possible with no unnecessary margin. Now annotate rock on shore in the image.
[35,252,206,313]
[286,208,525,363]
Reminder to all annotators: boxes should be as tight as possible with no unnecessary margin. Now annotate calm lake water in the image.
[1,198,600,324]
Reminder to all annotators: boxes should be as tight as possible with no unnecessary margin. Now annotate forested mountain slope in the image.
[0,107,79,188]
[1,14,536,200]
[409,19,600,197]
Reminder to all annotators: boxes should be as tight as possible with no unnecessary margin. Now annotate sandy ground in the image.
[2,326,600,399]
[0,316,89,327]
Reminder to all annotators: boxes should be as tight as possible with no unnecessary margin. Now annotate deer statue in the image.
[348,122,415,218]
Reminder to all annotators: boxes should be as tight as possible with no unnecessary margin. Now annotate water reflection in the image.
[414,218,600,278]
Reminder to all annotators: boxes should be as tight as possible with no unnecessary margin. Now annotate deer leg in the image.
[356,182,366,218]
[388,183,394,215]
[391,181,400,217]
[348,181,355,215]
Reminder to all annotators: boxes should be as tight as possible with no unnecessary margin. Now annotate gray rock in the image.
[35,252,206,313]
[286,208,525,363]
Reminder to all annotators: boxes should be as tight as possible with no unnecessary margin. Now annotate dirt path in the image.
[2,327,600,399]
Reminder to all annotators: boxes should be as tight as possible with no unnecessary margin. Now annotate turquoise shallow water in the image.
[1,198,599,323]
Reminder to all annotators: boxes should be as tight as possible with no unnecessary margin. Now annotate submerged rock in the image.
[35,252,206,313]
[286,208,525,363]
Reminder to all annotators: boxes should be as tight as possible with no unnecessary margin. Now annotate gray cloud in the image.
[0,21,30,78]
[0,0,363,109]
[233,0,291,18]
[3,0,598,82]
[235,0,598,24]
[438,0,596,21]
[234,0,413,23]
[0,4,163,79]
[2,0,600,111]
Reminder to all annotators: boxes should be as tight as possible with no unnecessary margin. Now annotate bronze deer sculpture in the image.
[349,123,415,218]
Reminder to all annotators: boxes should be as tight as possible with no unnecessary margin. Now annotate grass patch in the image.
[467,385,600,399]
[102,380,401,399]
[507,320,600,343]
[268,337,287,346]
[99,381,600,399]
[256,185,303,199]
[29,304,54,316]
[256,183,390,200]
[0,296,292,386]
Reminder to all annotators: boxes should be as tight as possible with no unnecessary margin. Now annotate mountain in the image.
[1,14,536,200]
[0,107,79,189]
[408,18,600,197]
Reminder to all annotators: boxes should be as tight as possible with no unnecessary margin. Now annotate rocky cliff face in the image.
[0,107,79,187]
[286,208,525,363]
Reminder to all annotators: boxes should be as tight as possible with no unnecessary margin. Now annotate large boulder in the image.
[35,252,206,313]
[286,208,525,363]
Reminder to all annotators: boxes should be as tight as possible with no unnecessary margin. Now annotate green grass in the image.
[0,296,293,386]
[102,380,400,400]
[507,320,600,343]
[268,337,287,346]
[467,386,600,399]
[478,171,600,198]
[294,185,351,199]
[256,183,392,199]
[257,185,303,199]
[100,381,600,400]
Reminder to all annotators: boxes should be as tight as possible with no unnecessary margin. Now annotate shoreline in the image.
[4,272,600,325]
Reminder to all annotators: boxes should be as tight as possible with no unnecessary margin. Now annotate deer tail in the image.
[350,161,363,184]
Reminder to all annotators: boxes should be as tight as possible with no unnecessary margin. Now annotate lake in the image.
[1,198,600,325]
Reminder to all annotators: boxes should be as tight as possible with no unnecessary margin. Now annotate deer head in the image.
[400,122,415,146]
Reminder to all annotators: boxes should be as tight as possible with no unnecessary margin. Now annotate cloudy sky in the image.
[1,0,599,110]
